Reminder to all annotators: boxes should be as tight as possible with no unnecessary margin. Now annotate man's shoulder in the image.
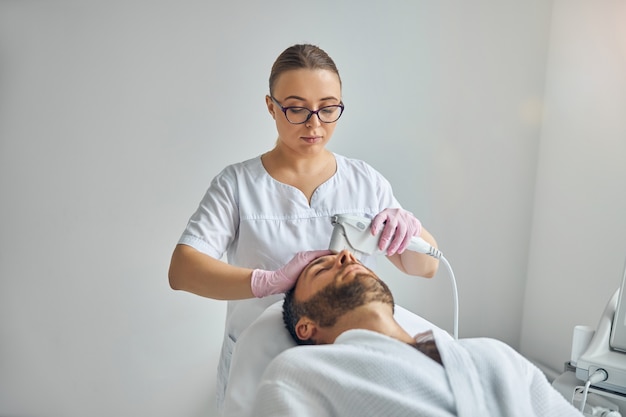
[452,337,528,370]
[264,343,360,376]
[264,330,412,378]
[458,337,518,354]
[271,343,349,361]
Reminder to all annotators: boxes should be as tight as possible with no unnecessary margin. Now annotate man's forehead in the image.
[295,254,336,300]
[301,254,334,277]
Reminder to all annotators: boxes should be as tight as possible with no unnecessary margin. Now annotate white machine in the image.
[554,257,626,415]
[328,214,459,339]
[575,258,626,396]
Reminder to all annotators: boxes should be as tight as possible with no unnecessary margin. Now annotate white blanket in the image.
[251,329,583,417]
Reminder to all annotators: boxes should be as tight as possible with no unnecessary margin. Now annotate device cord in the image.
[579,369,609,413]
[440,255,459,340]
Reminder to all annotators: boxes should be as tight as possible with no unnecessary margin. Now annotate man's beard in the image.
[296,270,394,328]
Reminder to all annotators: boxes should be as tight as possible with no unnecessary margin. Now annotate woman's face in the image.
[266,68,342,156]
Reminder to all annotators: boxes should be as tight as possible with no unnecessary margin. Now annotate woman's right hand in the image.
[371,208,422,256]
[251,250,332,298]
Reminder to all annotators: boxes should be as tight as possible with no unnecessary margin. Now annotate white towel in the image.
[250,329,583,417]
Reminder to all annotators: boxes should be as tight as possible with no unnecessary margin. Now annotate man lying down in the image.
[250,249,582,417]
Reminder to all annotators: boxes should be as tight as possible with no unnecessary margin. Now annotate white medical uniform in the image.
[177,153,400,409]
[252,329,584,417]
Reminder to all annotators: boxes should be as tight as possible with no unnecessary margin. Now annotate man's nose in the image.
[335,249,357,266]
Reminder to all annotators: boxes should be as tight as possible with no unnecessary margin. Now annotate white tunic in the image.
[177,153,400,407]
[252,329,583,417]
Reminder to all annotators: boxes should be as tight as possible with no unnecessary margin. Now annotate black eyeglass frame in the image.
[270,96,345,124]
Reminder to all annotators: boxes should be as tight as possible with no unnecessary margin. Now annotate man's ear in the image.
[295,317,318,342]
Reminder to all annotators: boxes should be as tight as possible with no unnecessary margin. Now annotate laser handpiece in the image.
[329,214,442,258]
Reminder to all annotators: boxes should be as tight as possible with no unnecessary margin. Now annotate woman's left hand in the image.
[371,208,422,256]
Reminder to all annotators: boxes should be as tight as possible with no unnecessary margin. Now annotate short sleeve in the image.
[178,167,239,259]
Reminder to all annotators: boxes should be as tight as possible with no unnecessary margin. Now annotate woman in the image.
[168,44,439,409]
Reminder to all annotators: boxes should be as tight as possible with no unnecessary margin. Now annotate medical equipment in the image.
[328,214,459,340]
[611,258,626,353]
[570,257,626,413]
[575,257,626,395]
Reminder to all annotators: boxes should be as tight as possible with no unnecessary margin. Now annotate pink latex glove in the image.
[371,208,422,256]
[250,250,332,298]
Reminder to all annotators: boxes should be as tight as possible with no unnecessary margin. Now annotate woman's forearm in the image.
[387,227,439,278]
[168,244,255,300]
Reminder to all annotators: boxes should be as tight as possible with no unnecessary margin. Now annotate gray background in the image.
[1,1,625,416]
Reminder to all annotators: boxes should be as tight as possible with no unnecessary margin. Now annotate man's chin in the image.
[358,275,394,306]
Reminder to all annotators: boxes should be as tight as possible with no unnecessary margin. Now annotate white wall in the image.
[521,0,626,376]
[0,1,556,416]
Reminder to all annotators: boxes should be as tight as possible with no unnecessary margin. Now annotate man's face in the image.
[289,250,394,333]
[295,250,372,301]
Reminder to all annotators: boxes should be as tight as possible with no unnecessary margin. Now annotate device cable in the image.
[579,368,609,413]
[418,243,458,341]
[440,254,459,340]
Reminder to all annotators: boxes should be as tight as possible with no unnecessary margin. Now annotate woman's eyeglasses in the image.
[270,96,344,124]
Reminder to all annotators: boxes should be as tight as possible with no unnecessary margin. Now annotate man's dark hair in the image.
[282,287,314,345]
